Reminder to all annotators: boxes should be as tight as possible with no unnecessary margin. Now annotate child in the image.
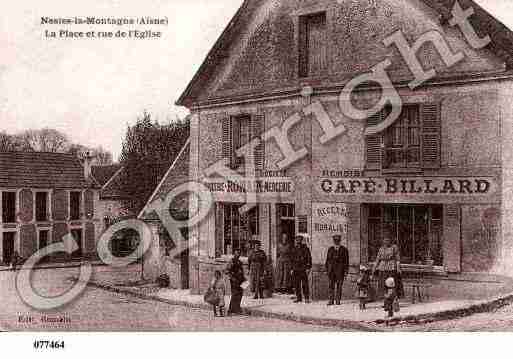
[383,277,397,321]
[210,270,226,317]
[356,265,371,310]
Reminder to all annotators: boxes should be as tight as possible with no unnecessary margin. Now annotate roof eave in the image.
[176,0,251,108]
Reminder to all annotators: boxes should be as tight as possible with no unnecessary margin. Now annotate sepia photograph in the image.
[2,0,513,352]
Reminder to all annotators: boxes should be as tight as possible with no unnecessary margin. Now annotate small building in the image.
[176,0,513,299]
[0,152,101,264]
[91,164,127,230]
[138,140,190,287]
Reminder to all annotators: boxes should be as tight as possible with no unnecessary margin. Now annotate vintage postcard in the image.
[1,0,513,346]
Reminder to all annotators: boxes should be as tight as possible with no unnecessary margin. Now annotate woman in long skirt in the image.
[226,250,245,315]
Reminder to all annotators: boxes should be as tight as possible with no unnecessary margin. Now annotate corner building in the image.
[177,0,513,299]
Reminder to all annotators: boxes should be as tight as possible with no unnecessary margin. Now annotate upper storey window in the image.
[365,103,441,172]
[299,12,327,78]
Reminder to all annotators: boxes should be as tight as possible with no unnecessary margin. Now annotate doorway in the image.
[70,229,83,258]
[2,232,15,264]
[277,203,296,252]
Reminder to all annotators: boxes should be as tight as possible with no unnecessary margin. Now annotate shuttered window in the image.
[299,12,327,78]
[365,103,441,171]
[1,192,16,223]
[221,114,265,170]
[35,192,49,222]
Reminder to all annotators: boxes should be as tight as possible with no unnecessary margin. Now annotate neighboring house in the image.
[91,164,127,230]
[176,0,513,298]
[138,139,190,288]
[0,152,100,264]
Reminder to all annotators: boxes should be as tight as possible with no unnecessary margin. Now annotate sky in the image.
[1,0,512,161]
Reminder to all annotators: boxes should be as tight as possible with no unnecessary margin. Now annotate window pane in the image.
[70,192,81,220]
[2,192,16,223]
[407,148,420,164]
[414,207,429,264]
[36,192,48,222]
[398,206,413,264]
[409,127,420,146]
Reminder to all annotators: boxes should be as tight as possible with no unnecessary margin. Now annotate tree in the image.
[0,131,17,152]
[15,128,70,152]
[119,111,190,215]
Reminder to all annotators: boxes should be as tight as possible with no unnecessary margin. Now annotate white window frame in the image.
[68,190,84,221]
[33,189,52,223]
[0,230,20,261]
[0,189,19,224]
[36,227,52,250]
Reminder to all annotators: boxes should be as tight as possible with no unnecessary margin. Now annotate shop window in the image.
[299,12,327,77]
[220,203,259,257]
[365,103,441,171]
[1,192,16,223]
[222,114,264,171]
[35,192,49,222]
[367,204,443,266]
[70,191,81,220]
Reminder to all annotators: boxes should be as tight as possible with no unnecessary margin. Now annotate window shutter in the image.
[365,112,383,170]
[221,115,233,168]
[443,204,461,273]
[421,103,441,169]
[214,203,224,258]
[252,114,265,170]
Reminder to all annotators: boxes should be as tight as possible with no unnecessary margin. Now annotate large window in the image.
[70,192,81,220]
[367,204,443,266]
[299,12,327,77]
[35,192,49,222]
[2,192,16,223]
[221,203,259,257]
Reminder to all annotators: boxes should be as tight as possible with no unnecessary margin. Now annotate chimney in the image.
[83,151,94,180]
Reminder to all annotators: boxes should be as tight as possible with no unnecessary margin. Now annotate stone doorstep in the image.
[86,281,513,331]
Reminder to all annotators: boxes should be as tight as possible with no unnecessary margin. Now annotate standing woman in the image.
[371,235,402,299]
[276,233,293,293]
[226,250,245,315]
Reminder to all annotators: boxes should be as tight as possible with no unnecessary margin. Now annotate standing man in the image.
[248,241,266,299]
[325,235,349,306]
[291,235,312,303]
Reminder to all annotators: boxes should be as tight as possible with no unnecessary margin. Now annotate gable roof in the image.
[177,0,513,108]
[138,139,190,221]
[0,152,92,189]
[91,164,123,188]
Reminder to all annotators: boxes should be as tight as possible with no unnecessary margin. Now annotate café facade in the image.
[176,0,513,299]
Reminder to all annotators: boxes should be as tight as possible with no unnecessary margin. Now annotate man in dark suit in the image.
[291,235,312,303]
[325,235,349,305]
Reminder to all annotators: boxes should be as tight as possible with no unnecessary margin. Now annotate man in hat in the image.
[325,235,349,305]
[248,241,267,299]
[291,235,312,303]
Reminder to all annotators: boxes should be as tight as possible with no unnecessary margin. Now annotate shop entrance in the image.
[277,204,295,247]
[2,232,15,264]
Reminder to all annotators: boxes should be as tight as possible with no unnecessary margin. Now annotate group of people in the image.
[207,232,403,319]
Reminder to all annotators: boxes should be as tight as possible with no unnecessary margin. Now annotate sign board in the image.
[203,177,295,201]
[318,177,497,196]
[312,202,349,251]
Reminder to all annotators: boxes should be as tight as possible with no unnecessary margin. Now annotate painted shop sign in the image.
[312,202,349,248]
[203,177,295,194]
[319,177,497,196]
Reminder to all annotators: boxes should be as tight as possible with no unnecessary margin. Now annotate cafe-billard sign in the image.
[319,177,497,196]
